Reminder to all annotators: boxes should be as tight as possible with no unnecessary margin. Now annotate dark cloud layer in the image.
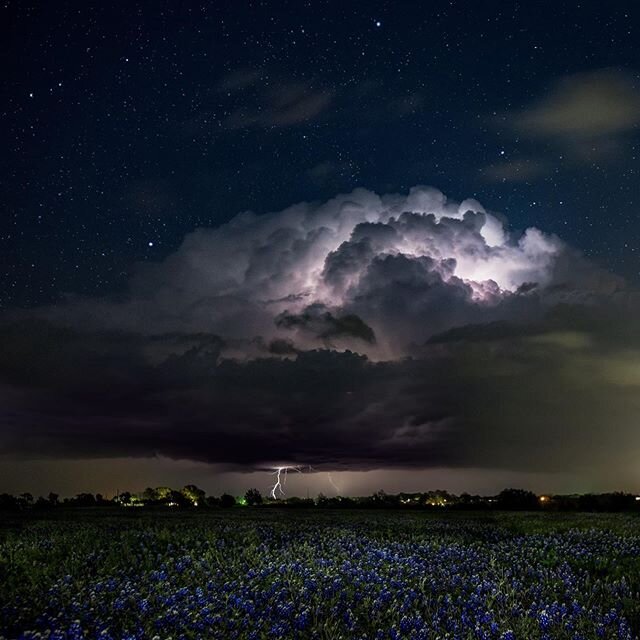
[1,187,638,476]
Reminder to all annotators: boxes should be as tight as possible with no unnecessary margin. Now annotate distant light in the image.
[636,496,640,501]
[375,20,381,27]
[148,241,154,247]
[539,495,549,502]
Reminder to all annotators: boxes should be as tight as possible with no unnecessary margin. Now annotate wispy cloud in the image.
[480,158,550,183]
[510,68,640,141]
[483,68,640,180]
[216,67,262,93]
[216,68,335,130]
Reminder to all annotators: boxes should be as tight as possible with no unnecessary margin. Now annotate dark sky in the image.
[1,1,640,496]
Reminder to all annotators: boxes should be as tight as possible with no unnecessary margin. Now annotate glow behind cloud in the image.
[43,186,566,358]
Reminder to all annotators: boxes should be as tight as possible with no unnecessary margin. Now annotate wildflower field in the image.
[1,510,639,640]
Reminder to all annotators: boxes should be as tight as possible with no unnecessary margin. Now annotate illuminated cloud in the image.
[0,186,636,477]
[39,186,587,356]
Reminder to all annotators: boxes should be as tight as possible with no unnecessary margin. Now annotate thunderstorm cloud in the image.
[1,186,638,476]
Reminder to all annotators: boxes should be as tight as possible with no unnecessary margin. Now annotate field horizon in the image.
[2,509,640,639]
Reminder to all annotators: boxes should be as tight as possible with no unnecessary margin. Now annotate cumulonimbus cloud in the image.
[1,186,636,476]
[39,185,612,357]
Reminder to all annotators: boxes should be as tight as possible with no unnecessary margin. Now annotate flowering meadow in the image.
[1,510,639,640]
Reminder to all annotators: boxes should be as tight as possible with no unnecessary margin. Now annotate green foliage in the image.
[181,484,206,506]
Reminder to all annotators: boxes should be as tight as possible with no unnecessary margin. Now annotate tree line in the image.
[1,486,639,512]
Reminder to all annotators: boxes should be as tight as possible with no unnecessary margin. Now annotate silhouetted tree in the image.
[316,492,329,507]
[47,492,59,506]
[244,488,263,506]
[115,491,132,506]
[0,494,19,510]
[72,493,97,507]
[219,493,236,508]
[577,492,636,512]
[18,492,34,507]
[497,488,538,510]
[370,489,400,508]
[34,496,50,509]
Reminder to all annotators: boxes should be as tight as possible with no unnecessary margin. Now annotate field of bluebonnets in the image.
[1,509,640,640]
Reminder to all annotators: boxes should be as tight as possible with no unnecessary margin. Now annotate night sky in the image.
[2,1,640,497]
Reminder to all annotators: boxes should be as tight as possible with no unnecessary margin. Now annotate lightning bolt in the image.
[270,466,286,499]
[268,465,312,499]
[327,472,341,495]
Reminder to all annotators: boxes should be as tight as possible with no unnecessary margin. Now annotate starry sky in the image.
[2,1,640,497]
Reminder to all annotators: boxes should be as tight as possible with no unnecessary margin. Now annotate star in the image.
[375,20,381,27]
